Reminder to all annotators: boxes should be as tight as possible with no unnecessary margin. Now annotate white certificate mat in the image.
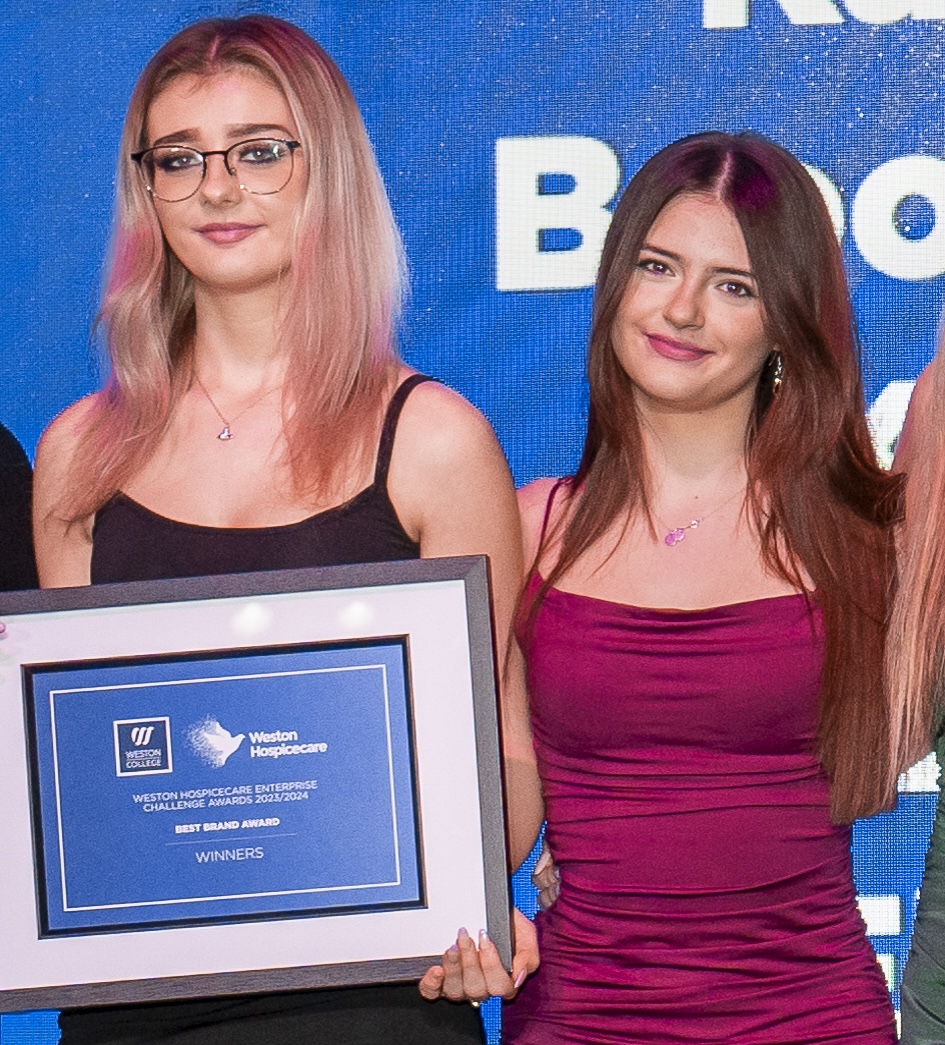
[0,556,510,1010]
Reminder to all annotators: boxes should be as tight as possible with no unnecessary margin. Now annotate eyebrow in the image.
[149,123,296,148]
[640,243,756,282]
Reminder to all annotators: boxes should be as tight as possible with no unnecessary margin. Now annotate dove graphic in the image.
[187,717,245,768]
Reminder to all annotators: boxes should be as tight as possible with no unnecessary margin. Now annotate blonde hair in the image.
[64,15,405,519]
[888,342,945,776]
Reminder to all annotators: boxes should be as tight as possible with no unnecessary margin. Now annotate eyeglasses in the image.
[131,138,301,203]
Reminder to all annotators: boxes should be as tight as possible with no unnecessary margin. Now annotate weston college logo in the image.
[113,717,173,777]
[131,724,155,746]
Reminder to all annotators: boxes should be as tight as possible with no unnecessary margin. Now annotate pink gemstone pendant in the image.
[664,528,686,547]
[217,426,234,441]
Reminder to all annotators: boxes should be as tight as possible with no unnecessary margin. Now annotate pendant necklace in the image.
[193,372,280,441]
[658,486,745,548]
[663,517,704,547]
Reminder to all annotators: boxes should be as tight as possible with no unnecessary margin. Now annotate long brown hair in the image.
[61,15,404,521]
[531,131,902,823]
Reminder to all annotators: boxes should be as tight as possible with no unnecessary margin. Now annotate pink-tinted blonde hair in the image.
[64,15,405,519]
[887,342,945,776]
[526,131,902,822]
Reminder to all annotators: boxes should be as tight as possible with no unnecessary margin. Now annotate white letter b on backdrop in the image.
[495,136,620,292]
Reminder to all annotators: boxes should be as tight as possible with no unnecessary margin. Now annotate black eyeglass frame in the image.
[130,138,302,202]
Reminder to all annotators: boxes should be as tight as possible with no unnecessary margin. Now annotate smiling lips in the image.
[646,333,712,362]
[197,222,261,244]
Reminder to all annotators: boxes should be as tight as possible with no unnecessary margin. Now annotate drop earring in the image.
[771,352,783,395]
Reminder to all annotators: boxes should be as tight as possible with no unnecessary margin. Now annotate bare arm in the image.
[390,381,542,997]
[417,476,564,1003]
[389,380,543,866]
[33,398,97,588]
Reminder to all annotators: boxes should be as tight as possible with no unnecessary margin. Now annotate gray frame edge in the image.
[0,555,510,1009]
[0,956,438,1013]
[0,556,487,616]
[463,556,513,970]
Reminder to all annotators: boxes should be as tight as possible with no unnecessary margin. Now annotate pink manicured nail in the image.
[458,926,469,939]
[514,970,527,989]
[479,929,490,943]
[448,944,459,954]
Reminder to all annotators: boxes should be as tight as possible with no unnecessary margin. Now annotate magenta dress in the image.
[502,580,896,1045]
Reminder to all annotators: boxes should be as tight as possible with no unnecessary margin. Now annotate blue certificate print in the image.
[24,639,423,935]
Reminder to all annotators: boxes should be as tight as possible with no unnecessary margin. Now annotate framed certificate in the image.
[0,556,510,1011]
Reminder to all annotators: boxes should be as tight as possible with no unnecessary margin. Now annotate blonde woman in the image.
[34,15,538,1044]
[887,352,945,1044]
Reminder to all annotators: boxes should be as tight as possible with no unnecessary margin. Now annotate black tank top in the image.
[91,374,425,583]
[62,373,483,1045]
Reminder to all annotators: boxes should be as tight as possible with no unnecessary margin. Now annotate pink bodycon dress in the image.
[502,574,896,1045]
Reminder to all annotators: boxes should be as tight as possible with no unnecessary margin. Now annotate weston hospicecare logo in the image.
[185,717,330,768]
[114,717,173,777]
[187,717,245,768]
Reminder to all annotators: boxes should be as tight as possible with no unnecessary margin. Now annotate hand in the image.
[531,841,560,911]
[418,909,539,1004]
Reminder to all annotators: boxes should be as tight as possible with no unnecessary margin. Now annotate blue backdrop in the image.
[2,2,944,1040]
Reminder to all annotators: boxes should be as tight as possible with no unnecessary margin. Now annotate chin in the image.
[191,266,288,296]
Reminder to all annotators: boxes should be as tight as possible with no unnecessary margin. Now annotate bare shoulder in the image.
[34,395,99,495]
[36,395,99,462]
[386,376,519,558]
[895,363,936,474]
[517,477,567,562]
[520,478,564,535]
[518,478,563,527]
[394,377,503,466]
[908,362,935,417]
[33,394,101,588]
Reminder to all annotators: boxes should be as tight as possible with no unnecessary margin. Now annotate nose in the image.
[199,153,241,204]
[663,277,704,330]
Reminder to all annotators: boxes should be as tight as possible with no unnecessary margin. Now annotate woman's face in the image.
[611,192,772,418]
[144,67,306,295]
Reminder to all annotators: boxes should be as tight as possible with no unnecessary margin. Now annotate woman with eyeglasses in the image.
[33,15,538,1045]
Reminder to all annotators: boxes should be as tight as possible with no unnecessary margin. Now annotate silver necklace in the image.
[193,372,280,441]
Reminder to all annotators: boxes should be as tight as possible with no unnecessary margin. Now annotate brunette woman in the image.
[493,132,900,1043]
[33,15,537,1044]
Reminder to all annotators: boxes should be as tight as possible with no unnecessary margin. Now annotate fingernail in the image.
[514,970,527,989]
[479,929,490,943]
[448,944,459,954]
[458,927,469,939]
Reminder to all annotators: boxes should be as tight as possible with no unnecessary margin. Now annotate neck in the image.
[191,285,288,389]
[639,403,751,498]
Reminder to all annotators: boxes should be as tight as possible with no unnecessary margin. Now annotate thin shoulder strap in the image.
[538,477,571,547]
[374,373,437,486]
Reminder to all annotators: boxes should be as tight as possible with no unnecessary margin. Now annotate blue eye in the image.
[236,141,288,166]
[152,149,202,175]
